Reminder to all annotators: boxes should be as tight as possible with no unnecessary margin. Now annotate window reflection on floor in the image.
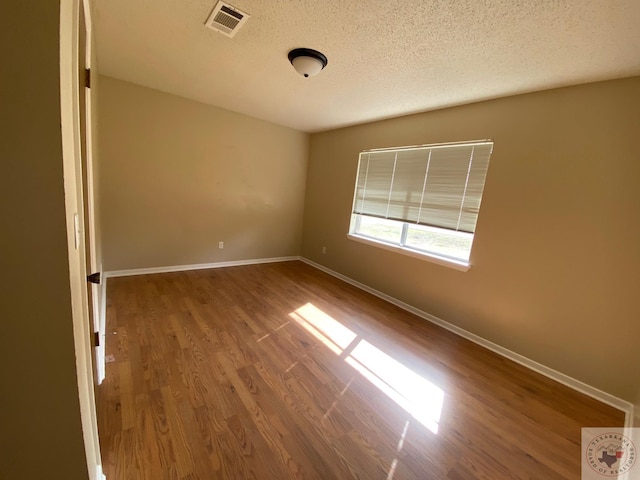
[289,303,444,434]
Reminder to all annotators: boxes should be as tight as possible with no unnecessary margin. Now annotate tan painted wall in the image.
[302,77,640,402]
[97,76,308,271]
[0,1,89,479]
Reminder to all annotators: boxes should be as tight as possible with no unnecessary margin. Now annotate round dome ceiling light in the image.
[288,48,328,78]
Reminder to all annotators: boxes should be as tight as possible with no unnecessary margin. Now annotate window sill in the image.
[346,234,471,272]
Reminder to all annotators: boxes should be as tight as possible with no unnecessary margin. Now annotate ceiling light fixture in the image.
[288,48,328,78]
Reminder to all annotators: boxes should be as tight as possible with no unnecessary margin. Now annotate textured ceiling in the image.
[93,0,640,133]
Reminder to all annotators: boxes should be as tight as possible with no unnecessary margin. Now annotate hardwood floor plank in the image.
[117,361,136,430]
[148,388,178,474]
[98,261,625,479]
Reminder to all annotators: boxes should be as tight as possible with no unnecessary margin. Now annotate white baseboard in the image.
[104,256,299,278]
[299,257,635,426]
[96,464,106,480]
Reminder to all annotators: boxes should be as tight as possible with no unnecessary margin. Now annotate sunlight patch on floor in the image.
[291,303,357,350]
[386,458,398,480]
[290,303,444,434]
[256,321,290,342]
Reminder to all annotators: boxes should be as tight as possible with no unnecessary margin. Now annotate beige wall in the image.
[302,77,640,402]
[0,1,89,479]
[98,76,308,271]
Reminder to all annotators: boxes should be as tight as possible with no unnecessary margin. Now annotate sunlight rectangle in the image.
[288,303,444,434]
[347,341,443,433]
[289,311,343,355]
[293,303,357,350]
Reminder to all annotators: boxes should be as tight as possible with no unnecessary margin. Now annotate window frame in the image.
[347,139,493,271]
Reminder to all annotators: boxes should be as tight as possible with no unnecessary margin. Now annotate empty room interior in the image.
[3,1,640,479]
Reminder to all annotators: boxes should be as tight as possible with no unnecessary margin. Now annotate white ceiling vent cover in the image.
[205,1,249,38]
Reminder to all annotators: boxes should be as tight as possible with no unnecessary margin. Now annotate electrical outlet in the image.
[322,246,326,254]
[219,241,224,249]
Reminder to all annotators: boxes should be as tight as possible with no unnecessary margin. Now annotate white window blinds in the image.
[352,141,493,233]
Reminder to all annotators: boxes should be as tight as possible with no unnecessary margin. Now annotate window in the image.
[348,140,493,268]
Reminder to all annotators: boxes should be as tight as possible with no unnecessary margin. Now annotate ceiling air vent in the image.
[205,1,249,38]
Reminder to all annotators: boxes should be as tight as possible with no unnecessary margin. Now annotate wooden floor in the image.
[97,261,624,479]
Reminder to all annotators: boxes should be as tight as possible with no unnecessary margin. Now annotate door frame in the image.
[78,0,106,385]
[60,0,103,478]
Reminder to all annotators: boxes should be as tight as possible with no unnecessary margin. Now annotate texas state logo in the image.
[583,429,637,478]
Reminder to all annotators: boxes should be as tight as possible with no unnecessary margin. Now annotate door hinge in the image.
[93,331,100,347]
[85,68,91,88]
[87,272,101,284]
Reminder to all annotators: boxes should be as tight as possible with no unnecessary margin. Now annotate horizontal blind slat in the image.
[387,149,429,222]
[417,146,471,229]
[355,151,395,217]
[353,141,492,233]
[458,143,492,232]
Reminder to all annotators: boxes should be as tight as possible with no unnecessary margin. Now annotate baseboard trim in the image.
[104,256,299,278]
[298,257,634,425]
[96,464,106,480]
